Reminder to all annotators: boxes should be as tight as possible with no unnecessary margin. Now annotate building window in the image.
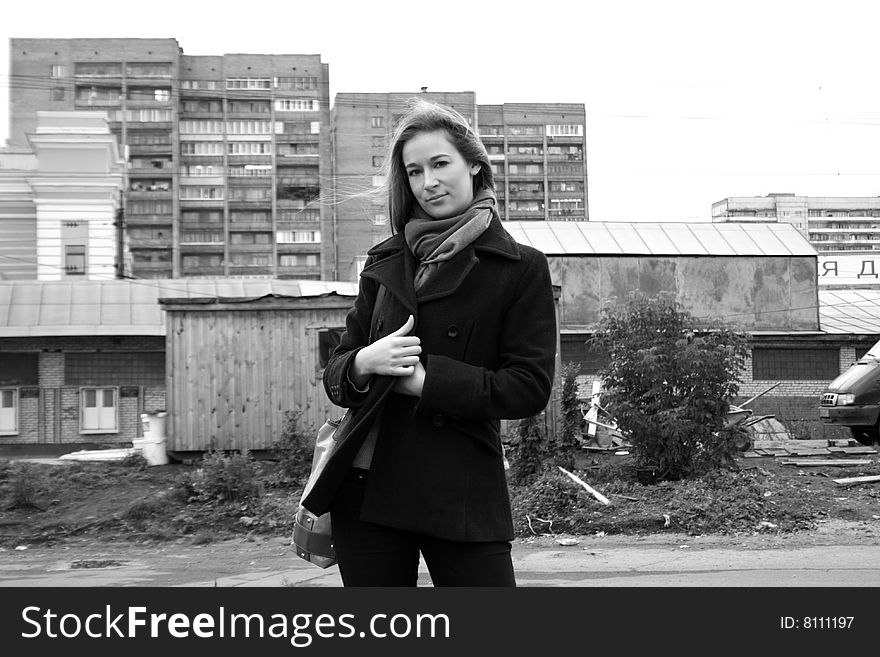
[65,245,86,275]
[126,63,172,77]
[274,99,319,112]
[372,212,387,226]
[371,136,385,148]
[50,87,65,101]
[74,62,122,77]
[81,387,118,433]
[751,347,839,380]
[318,329,345,369]
[559,336,608,375]
[546,124,584,137]
[279,254,319,267]
[181,230,224,244]
[66,352,165,386]
[372,156,384,168]
[50,65,67,78]
[371,116,384,128]
[226,77,272,90]
[277,76,318,90]
[277,230,320,244]
[0,389,18,435]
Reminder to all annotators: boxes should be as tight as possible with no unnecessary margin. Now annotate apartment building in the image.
[478,103,588,223]
[9,38,330,279]
[330,93,589,280]
[712,193,880,254]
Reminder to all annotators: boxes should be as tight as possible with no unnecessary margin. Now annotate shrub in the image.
[272,409,315,484]
[507,411,548,486]
[554,362,583,469]
[8,462,43,509]
[589,291,749,480]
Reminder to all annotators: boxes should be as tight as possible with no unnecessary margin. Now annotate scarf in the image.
[403,188,497,294]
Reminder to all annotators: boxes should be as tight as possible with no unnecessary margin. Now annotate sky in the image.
[2,0,880,222]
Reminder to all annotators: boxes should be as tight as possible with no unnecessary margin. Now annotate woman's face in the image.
[402,130,480,220]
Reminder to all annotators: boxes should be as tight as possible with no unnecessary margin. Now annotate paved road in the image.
[2,520,879,587]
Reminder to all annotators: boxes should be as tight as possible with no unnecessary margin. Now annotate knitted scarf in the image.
[403,188,497,294]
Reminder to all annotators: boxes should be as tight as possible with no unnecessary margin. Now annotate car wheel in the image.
[849,425,880,446]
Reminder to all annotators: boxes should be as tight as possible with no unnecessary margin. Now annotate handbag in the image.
[292,413,348,568]
[292,285,387,569]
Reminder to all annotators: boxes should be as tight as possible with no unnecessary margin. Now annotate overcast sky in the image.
[3,0,880,222]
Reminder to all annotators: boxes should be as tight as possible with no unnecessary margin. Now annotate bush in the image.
[589,291,749,480]
[272,409,315,484]
[506,411,548,486]
[8,462,43,509]
[554,362,583,469]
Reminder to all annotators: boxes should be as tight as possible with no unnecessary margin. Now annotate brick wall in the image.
[0,336,165,446]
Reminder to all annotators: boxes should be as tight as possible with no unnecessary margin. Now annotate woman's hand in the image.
[393,360,425,397]
[350,315,421,387]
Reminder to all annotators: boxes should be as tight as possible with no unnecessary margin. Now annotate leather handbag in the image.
[292,285,387,569]
[293,413,349,568]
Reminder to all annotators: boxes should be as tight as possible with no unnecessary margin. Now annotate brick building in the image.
[0,279,166,452]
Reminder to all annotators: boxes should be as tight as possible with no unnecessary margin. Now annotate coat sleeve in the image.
[416,249,557,421]
[322,266,379,408]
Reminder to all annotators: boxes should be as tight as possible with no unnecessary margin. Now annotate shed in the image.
[158,280,358,455]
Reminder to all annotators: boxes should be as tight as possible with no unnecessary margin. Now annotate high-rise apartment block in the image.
[713,193,880,253]
[9,38,330,279]
[7,39,588,282]
[331,93,588,279]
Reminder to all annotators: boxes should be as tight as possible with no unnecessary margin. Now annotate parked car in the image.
[819,340,880,445]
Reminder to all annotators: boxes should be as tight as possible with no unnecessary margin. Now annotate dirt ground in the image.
[1,449,879,565]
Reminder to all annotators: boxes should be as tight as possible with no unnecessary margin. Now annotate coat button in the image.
[432,414,445,427]
[447,324,459,338]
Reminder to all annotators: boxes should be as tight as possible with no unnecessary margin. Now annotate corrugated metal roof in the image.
[0,278,358,337]
[504,221,816,256]
[819,289,880,335]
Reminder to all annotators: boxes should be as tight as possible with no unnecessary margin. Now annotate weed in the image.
[8,463,43,509]
[122,495,167,520]
[193,450,262,503]
[120,453,149,470]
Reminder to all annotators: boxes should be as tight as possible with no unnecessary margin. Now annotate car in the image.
[819,340,880,445]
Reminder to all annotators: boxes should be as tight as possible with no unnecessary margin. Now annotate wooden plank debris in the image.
[832,475,880,486]
[780,459,871,467]
[557,466,611,506]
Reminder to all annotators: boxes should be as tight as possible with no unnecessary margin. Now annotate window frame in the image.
[0,387,19,435]
[79,386,119,434]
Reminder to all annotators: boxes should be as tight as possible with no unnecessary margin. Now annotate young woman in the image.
[301,99,557,586]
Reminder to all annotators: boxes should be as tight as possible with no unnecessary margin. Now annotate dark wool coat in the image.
[302,217,557,542]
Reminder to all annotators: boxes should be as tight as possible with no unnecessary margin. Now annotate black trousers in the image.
[329,468,516,587]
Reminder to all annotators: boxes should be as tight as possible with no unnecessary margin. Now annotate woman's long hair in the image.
[384,99,494,234]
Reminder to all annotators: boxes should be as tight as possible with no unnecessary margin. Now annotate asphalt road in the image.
[2,519,879,587]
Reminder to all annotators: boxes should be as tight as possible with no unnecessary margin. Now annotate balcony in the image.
[277,265,321,278]
[182,267,225,277]
[124,213,173,226]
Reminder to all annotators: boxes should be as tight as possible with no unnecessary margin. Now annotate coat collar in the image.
[360,217,521,310]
